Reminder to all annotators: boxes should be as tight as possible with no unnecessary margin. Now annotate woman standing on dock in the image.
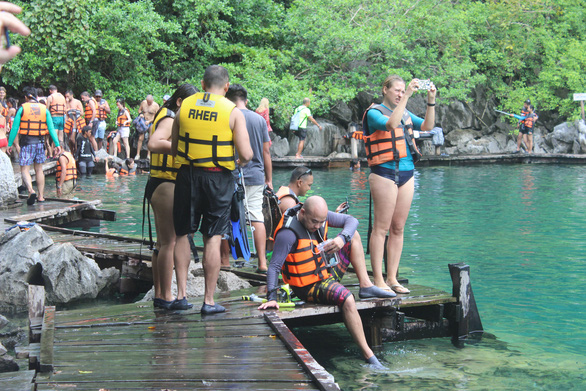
[146,84,198,310]
[364,75,436,293]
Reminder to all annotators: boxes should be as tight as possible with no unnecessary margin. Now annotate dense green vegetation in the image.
[3,0,585,130]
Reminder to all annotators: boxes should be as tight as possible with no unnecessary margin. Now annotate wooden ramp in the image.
[34,302,338,390]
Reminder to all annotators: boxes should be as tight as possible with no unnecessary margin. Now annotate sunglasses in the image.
[297,169,312,181]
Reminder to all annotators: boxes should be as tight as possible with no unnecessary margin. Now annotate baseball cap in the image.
[95,89,103,96]
[525,99,531,104]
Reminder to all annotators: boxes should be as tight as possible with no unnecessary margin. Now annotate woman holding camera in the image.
[363,75,436,294]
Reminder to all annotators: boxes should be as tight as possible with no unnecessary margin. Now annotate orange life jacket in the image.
[84,97,97,124]
[19,102,49,136]
[117,108,130,127]
[362,104,421,167]
[524,113,536,130]
[273,204,330,287]
[275,186,300,203]
[56,151,77,182]
[64,116,85,134]
[96,98,108,120]
[49,93,66,116]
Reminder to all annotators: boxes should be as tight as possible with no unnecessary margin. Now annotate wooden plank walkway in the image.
[34,300,338,390]
[29,277,460,390]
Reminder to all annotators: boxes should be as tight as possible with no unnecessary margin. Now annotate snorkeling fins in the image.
[230,180,251,262]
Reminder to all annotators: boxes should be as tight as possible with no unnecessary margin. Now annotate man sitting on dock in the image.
[259,196,392,367]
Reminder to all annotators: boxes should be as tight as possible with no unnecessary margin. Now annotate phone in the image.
[4,29,11,49]
[339,197,350,214]
[418,79,431,91]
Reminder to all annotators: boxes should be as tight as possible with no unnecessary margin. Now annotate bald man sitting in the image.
[259,196,392,367]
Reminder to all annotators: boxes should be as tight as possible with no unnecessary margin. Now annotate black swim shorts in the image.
[173,165,234,237]
[144,177,174,202]
[371,165,414,187]
[295,128,307,141]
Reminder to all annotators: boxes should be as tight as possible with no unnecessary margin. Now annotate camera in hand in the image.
[418,79,432,91]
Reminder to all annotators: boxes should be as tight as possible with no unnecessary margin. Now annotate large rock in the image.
[0,314,8,330]
[288,122,342,156]
[40,243,120,304]
[0,353,18,373]
[545,121,579,154]
[329,101,353,126]
[0,226,53,308]
[0,225,120,309]
[269,134,290,158]
[0,151,18,207]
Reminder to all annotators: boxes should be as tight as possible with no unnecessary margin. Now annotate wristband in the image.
[427,103,436,107]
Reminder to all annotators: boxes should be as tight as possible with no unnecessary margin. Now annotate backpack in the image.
[262,186,282,240]
[289,106,303,131]
[132,115,148,134]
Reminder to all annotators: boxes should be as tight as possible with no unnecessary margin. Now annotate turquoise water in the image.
[52,165,586,390]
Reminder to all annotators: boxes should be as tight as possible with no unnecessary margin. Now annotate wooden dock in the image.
[3,169,483,388]
[20,262,479,390]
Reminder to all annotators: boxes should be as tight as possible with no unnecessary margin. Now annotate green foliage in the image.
[2,0,586,124]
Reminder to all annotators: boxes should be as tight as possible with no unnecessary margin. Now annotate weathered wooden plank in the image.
[44,365,311,382]
[39,306,56,373]
[5,201,101,223]
[265,312,340,391]
[28,284,45,343]
[36,380,317,390]
[0,369,36,391]
[81,208,116,221]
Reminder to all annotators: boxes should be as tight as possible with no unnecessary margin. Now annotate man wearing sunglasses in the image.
[275,166,314,215]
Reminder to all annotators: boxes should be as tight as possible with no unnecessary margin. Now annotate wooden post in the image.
[448,263,483,347]
[28,285,45,343]
[573,93,586,122]
[39,306,56,373]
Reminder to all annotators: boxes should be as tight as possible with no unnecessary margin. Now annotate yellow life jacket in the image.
[273,204,330,287]
[150,108,180,181]
[175,92,236,170]
[19,102,49,136]
[56,151,77,182]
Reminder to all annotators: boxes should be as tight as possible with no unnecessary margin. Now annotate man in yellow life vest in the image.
[55,150,77,197]
[8,86,61,205]
[258,196,391,368]
[171,65,253,315]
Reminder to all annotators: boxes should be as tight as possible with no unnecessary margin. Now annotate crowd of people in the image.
[0,4,440,367]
